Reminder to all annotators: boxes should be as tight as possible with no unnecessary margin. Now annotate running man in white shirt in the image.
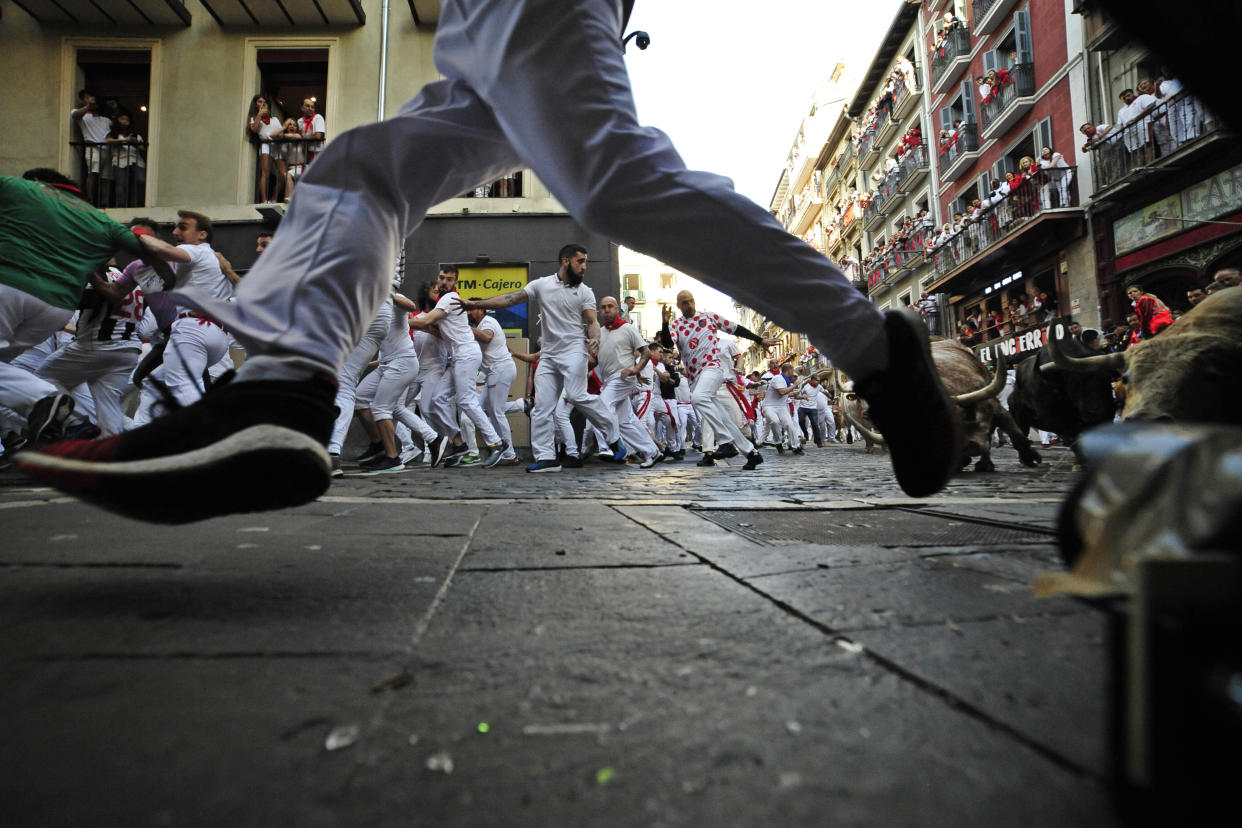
[597,296,660,468]
[662,292,777,470]
[762,362,803,455]
[457,244,624,473]
[466,304,519,464]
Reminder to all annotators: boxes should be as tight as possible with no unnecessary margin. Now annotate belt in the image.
[177,311,225,330]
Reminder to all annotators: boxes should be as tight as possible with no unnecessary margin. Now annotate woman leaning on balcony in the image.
[248,93,286,203]
[1037,146,1072,209]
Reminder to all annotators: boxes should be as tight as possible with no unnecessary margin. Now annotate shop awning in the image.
[13,0,191,25]
[199,0,365,26]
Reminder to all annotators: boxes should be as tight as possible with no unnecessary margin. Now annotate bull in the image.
[1044,288,1242,424]
[1008,326,1117,456]
[832,370,884,453]
[837,343,1041,471]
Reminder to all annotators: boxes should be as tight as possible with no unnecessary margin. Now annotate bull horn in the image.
[842,405,884,446]
[1044,324,1126,374]
[953,353,1007,404]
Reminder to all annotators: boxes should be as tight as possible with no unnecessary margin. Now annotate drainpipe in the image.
[378,0,390,120]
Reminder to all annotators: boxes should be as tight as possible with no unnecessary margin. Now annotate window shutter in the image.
[1014,9,1033,64]
[939,106,954,132]
[1034,117,1053,154]
[982,50,999,74]
[960,80,977,123]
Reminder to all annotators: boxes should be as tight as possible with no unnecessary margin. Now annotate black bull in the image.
[1007,335,1116,451]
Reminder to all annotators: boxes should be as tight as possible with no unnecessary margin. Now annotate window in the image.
[72,48,152,208]
[623,273,640,292]
[254,48,328,204]
[659,272,675,290]
[983,10,1033,75]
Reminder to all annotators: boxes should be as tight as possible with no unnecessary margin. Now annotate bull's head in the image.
[833,370,885,445]
[951,352,1007,404]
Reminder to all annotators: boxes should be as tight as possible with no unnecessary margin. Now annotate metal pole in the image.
[378,0,390,120]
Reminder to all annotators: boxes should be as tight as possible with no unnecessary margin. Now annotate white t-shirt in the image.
[763,373,792,407]
[797,383,820,410]
[668,311,740,382]
[411,322,446,366]
[173,243,232,303]
[76,111,112,144]
[434,291,479,353]
[524,274,595,356]
[377,300,413,362]
[597,321,646,385]
[476,314,511,374]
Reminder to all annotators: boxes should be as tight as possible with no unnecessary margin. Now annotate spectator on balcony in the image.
[106,112,145,209]
[1116,88,1160,154]
[985,68,1012,95]
[1156,73,1200,145]
[1135,79,1174,155]
[976,76,992,104]
[248,94,286,204]
[885,154,899,178]
[284,99,326,198]
[1126,283,1174,339]
[940,11,963,36]
[70,90,112,206]
[1079,122,1113,151]
[1037,145,1072,209]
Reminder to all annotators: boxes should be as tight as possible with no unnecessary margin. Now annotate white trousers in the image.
[602,378,658,458]
[531,351,617,462]
[38,343,140,436]
[483,360,518,458]
[327,307,387,454]
[179,0,886,386]
[763,403,797,448]
[447,347,500,446]
[691,366,754,455]
[0,284,71,416]
[162,317,231,408]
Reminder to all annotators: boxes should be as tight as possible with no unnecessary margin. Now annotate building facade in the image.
[0,0,619,305]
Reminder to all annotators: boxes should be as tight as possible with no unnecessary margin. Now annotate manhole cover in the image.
[693,508,1051,547]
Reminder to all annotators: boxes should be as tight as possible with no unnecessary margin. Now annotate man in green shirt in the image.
[0,169,178,444]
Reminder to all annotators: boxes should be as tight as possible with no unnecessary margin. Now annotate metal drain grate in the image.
[693,508,1051,547]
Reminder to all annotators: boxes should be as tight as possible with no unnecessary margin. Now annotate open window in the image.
[249,49,328,204]
[73,48,151,208]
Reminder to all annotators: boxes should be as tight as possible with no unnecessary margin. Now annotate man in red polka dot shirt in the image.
[662,291,778,470]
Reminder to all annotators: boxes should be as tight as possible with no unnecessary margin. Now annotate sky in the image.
[624,0,903,208]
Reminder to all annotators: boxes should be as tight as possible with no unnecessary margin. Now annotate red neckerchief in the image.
[47,182,88,201]
[603,316,627,331]
[301,114,316,135]
[260,115,271,125]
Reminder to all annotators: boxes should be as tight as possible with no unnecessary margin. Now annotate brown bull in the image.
[1047,288,1242,423]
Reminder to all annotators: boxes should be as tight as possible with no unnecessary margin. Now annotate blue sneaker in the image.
[525,459,563,473]
[609,439,627,463]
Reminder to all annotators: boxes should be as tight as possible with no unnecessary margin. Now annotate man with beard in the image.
[21,1,963,523]
[595,296,660,468]
[457,244,624,473]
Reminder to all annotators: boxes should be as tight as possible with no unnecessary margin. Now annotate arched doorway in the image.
[1123,266,1200,312]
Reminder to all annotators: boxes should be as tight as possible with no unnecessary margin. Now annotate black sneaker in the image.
[525,459,563,473]
[330,453,343,478]
[608,439,627,463]
[354,440,385,463]
[26,393,75,444]
[696,453,716,467]
[18,374,338,524]
[673,449,685,460]
[742,451,763,470]
[439,441,468,467]
[855,309,964,497]
[776,443,785,455]
[561,454,584,469]
[360,454,405,474]
[713,442,739,459]
[427,435,447,468]
[792,446,804,456]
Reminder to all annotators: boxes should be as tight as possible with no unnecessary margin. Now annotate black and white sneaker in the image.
[26,393,75,445]
[330,453,343,478]
[713,442,739,459]
[561,454,584,469]
[696,452,716,467]
[18,374,338,524]
[525,459,563,473]
[427,435,447,468]
[742,451,764,471]
[359,454,405,474]
[439,441,468,467]
[638,454,658,469]
[354,440,385,464]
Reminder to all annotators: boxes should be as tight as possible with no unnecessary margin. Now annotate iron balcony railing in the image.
[1087,90,1220,191]
[864,230,933,291]
[979,63,1036,132]
[930,166,1079,276]
[938,122,980,173]
[930,27,972,90]
[894,144,929,191]
[69,140,147,208]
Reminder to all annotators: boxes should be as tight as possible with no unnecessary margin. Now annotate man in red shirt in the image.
[1125,283,1174,339]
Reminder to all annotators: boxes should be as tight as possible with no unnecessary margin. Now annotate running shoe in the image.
[609,439,627,463]
[854,309,963,497]
[638,454,658,469]
[526,459,563,473]
[482,441,509,469]
[330,453,343,478]
[561,454,584,469]
[360,454,406,474]
[742,451,764,471]
[354,440,385,463]
[696,453,716,467]
[713,442,739,459]
[18,374,337,524]
[427,435,447,468]
[26,393,75,445]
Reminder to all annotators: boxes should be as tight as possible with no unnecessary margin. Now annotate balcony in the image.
[931,28,973,95]
[972,0,1021,37]
[1088,91,1225,196]
[928,167,1080,282]
[836,144,856,180]
[895,144,930,194]
[790,191,825,237]
[980,63,1036,141]
[937,122,981,182]
[841,202,857,229]
[864,236,932,294]
[857,116,885,167]
[863,190,889,231]
[892,80,921,121]
[69,140,147,208]
[876,103,901,147]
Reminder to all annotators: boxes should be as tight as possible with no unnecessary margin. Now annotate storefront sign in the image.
[974,323,1049,364]
[455,264,528,336]
[1114,163,1242,257]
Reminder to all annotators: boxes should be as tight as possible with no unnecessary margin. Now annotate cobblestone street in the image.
[1,442,1121,826]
